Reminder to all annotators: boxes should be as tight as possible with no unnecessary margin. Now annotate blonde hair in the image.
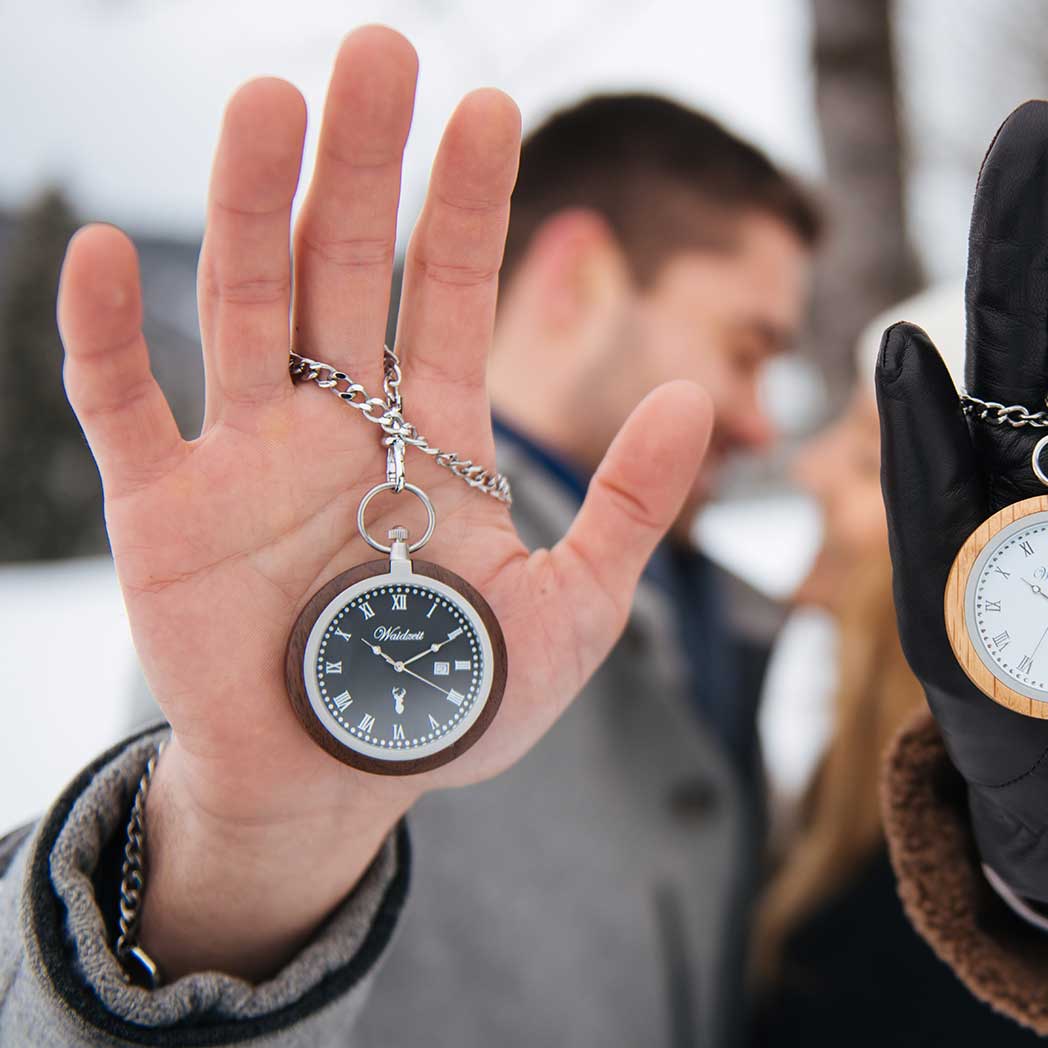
[752,549,925,982]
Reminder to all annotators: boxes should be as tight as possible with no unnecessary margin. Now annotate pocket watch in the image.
[946,421,1048,718]
[284,348,509,773]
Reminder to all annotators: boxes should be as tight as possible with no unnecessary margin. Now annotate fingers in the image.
[966,100,1048,407]
[395,88,521,448]
[876,322,985,684]
[551,381,712,657]
[57,224,185,498]
[291,27,418,393]
[197,76,306,421]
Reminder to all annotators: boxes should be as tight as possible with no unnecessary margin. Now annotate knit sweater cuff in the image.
[13,725,411,1045]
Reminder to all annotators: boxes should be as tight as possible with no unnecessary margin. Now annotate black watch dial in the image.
[313,580,486,757]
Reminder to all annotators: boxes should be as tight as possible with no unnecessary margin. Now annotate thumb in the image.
[876,320,985,688]
[550,380,713,665]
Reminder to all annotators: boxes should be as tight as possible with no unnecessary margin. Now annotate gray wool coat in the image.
[0,438,751,1047]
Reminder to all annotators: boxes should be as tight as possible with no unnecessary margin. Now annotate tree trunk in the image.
[808,0,922,410]
[0,188,108,561]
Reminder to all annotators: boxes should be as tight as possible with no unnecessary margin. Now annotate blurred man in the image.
[488,96,816,773]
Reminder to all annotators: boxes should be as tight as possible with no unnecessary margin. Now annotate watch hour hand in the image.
[361,636,398,667]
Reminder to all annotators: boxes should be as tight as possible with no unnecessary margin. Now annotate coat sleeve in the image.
[882,708,1048,1035]
[0,725,410,1047]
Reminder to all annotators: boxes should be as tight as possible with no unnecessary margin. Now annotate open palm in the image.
[56,28,709,893]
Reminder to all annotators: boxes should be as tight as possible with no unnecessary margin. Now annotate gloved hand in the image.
[877,100,1048,903]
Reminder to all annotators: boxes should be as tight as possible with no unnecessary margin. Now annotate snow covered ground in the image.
[0,556,134,834]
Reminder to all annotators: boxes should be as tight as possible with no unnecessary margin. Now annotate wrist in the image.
[137,736,412,982]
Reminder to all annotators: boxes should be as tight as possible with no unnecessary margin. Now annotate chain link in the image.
[289,347,512,505]
[960,391,1048,428]
[115,741,165,988]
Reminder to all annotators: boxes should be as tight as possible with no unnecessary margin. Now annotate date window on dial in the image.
[434,661,450,676]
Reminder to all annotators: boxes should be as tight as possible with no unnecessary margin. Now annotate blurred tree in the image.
[898,0,1048,284]
[0,187,108,561]
[808,0,922,408]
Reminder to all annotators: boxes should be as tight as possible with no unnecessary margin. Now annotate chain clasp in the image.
[386,433,406,492]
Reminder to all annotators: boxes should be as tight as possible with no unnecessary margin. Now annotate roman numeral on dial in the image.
[1019,655,1034,674]
[993,631,1011,650]
[360,602,375,621]
[1021,540,1035,557]
[392,723,406,741]
[446,689,464,707]
[392,593,407,611]
[984,600,1001,612]
[325,661,342,674]
[334,628,352,642]
[358,713,376,733]
[428,714,440,731]
[332,690,352,711]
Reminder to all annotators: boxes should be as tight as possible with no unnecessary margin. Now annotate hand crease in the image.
[433,189,506,216]
[410,253,499,290]
[121,483,354,600]
[298,228,395,271]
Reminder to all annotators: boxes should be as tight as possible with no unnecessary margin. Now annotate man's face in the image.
[583,213,812,527]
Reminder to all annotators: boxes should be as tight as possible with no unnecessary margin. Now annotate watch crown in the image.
[388,526,409,543]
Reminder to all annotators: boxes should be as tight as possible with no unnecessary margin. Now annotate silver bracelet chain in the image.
[288,346,513,504]
[960,391,1048,428]
[115,741,165,988]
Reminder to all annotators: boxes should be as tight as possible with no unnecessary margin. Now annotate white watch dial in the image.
[967,514,1048,701]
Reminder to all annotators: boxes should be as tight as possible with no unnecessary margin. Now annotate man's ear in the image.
[514,209,632,334]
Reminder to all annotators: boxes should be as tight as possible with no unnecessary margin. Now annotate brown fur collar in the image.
[883,708,1048,1034]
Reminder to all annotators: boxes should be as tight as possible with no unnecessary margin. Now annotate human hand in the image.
[876,101,1048,901]
[56,26,711,979]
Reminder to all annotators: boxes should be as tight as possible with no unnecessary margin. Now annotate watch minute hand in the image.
[401,640,446,668]
[396,663,453,697]
[1031,623,1048,663]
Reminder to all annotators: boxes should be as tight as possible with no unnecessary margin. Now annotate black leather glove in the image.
[877,100,1048,903]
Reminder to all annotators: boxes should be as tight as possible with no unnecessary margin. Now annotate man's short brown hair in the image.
[501,94,821,287]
